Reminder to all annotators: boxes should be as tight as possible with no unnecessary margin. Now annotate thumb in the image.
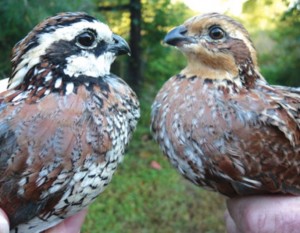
[45,209,87,233]
[0,209,9,233]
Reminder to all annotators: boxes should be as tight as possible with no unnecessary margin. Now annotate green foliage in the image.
[264,1,300,86]
[141,0,191,87]
[241,0,300,86]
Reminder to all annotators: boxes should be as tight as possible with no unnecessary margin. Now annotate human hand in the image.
[225,195,300,233]
[0,208,9,233]
[0,208,87,233]
[45,209,87,233]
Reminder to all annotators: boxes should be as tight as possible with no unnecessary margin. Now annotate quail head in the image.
[151,13,300,197]
[0,12,139,233]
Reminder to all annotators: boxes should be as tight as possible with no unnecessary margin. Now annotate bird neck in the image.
[182,62,238,81]
[181,55,262,89]
[237,59,263,89]
[4,62,109,104]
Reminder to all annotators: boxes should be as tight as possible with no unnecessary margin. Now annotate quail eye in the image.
[208,26,225,40]
[76,31,96,48]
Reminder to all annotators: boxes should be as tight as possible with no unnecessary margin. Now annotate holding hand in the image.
[0,208,87,233]
[225,196,300,233]
[0,209,9,233]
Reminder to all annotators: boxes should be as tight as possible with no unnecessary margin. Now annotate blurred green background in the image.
[0,0,299,232]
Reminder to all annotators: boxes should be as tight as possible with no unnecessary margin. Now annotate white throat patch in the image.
[64,51,115,78]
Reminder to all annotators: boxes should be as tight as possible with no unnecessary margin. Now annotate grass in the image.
[82,101,227,233]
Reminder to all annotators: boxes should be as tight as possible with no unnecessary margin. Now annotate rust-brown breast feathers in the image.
[0,86,101,227]
[152,13,300,197]
[152,72,300,197]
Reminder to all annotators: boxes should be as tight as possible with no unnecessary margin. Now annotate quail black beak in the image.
[108,34,131,56]
[163,25,194,47]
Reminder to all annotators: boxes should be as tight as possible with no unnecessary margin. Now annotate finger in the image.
[0,209,9,233]
[224,209,239,233]
[45,209,88,233]
[227,196,300,233]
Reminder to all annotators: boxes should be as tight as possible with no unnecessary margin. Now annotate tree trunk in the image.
[128,0,142,93]
[98,0,142,93]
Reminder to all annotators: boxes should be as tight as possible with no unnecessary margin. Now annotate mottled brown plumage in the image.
[0,12,139,232]
[151,13,300,197]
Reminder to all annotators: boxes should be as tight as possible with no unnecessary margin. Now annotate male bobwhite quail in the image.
[151,13,300,197]
[0,12,139,232]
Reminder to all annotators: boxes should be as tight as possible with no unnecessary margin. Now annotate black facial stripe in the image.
[17,14,97,55]
[94,42,108,57]
[43,40,80,66]
[41,36,110,71]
